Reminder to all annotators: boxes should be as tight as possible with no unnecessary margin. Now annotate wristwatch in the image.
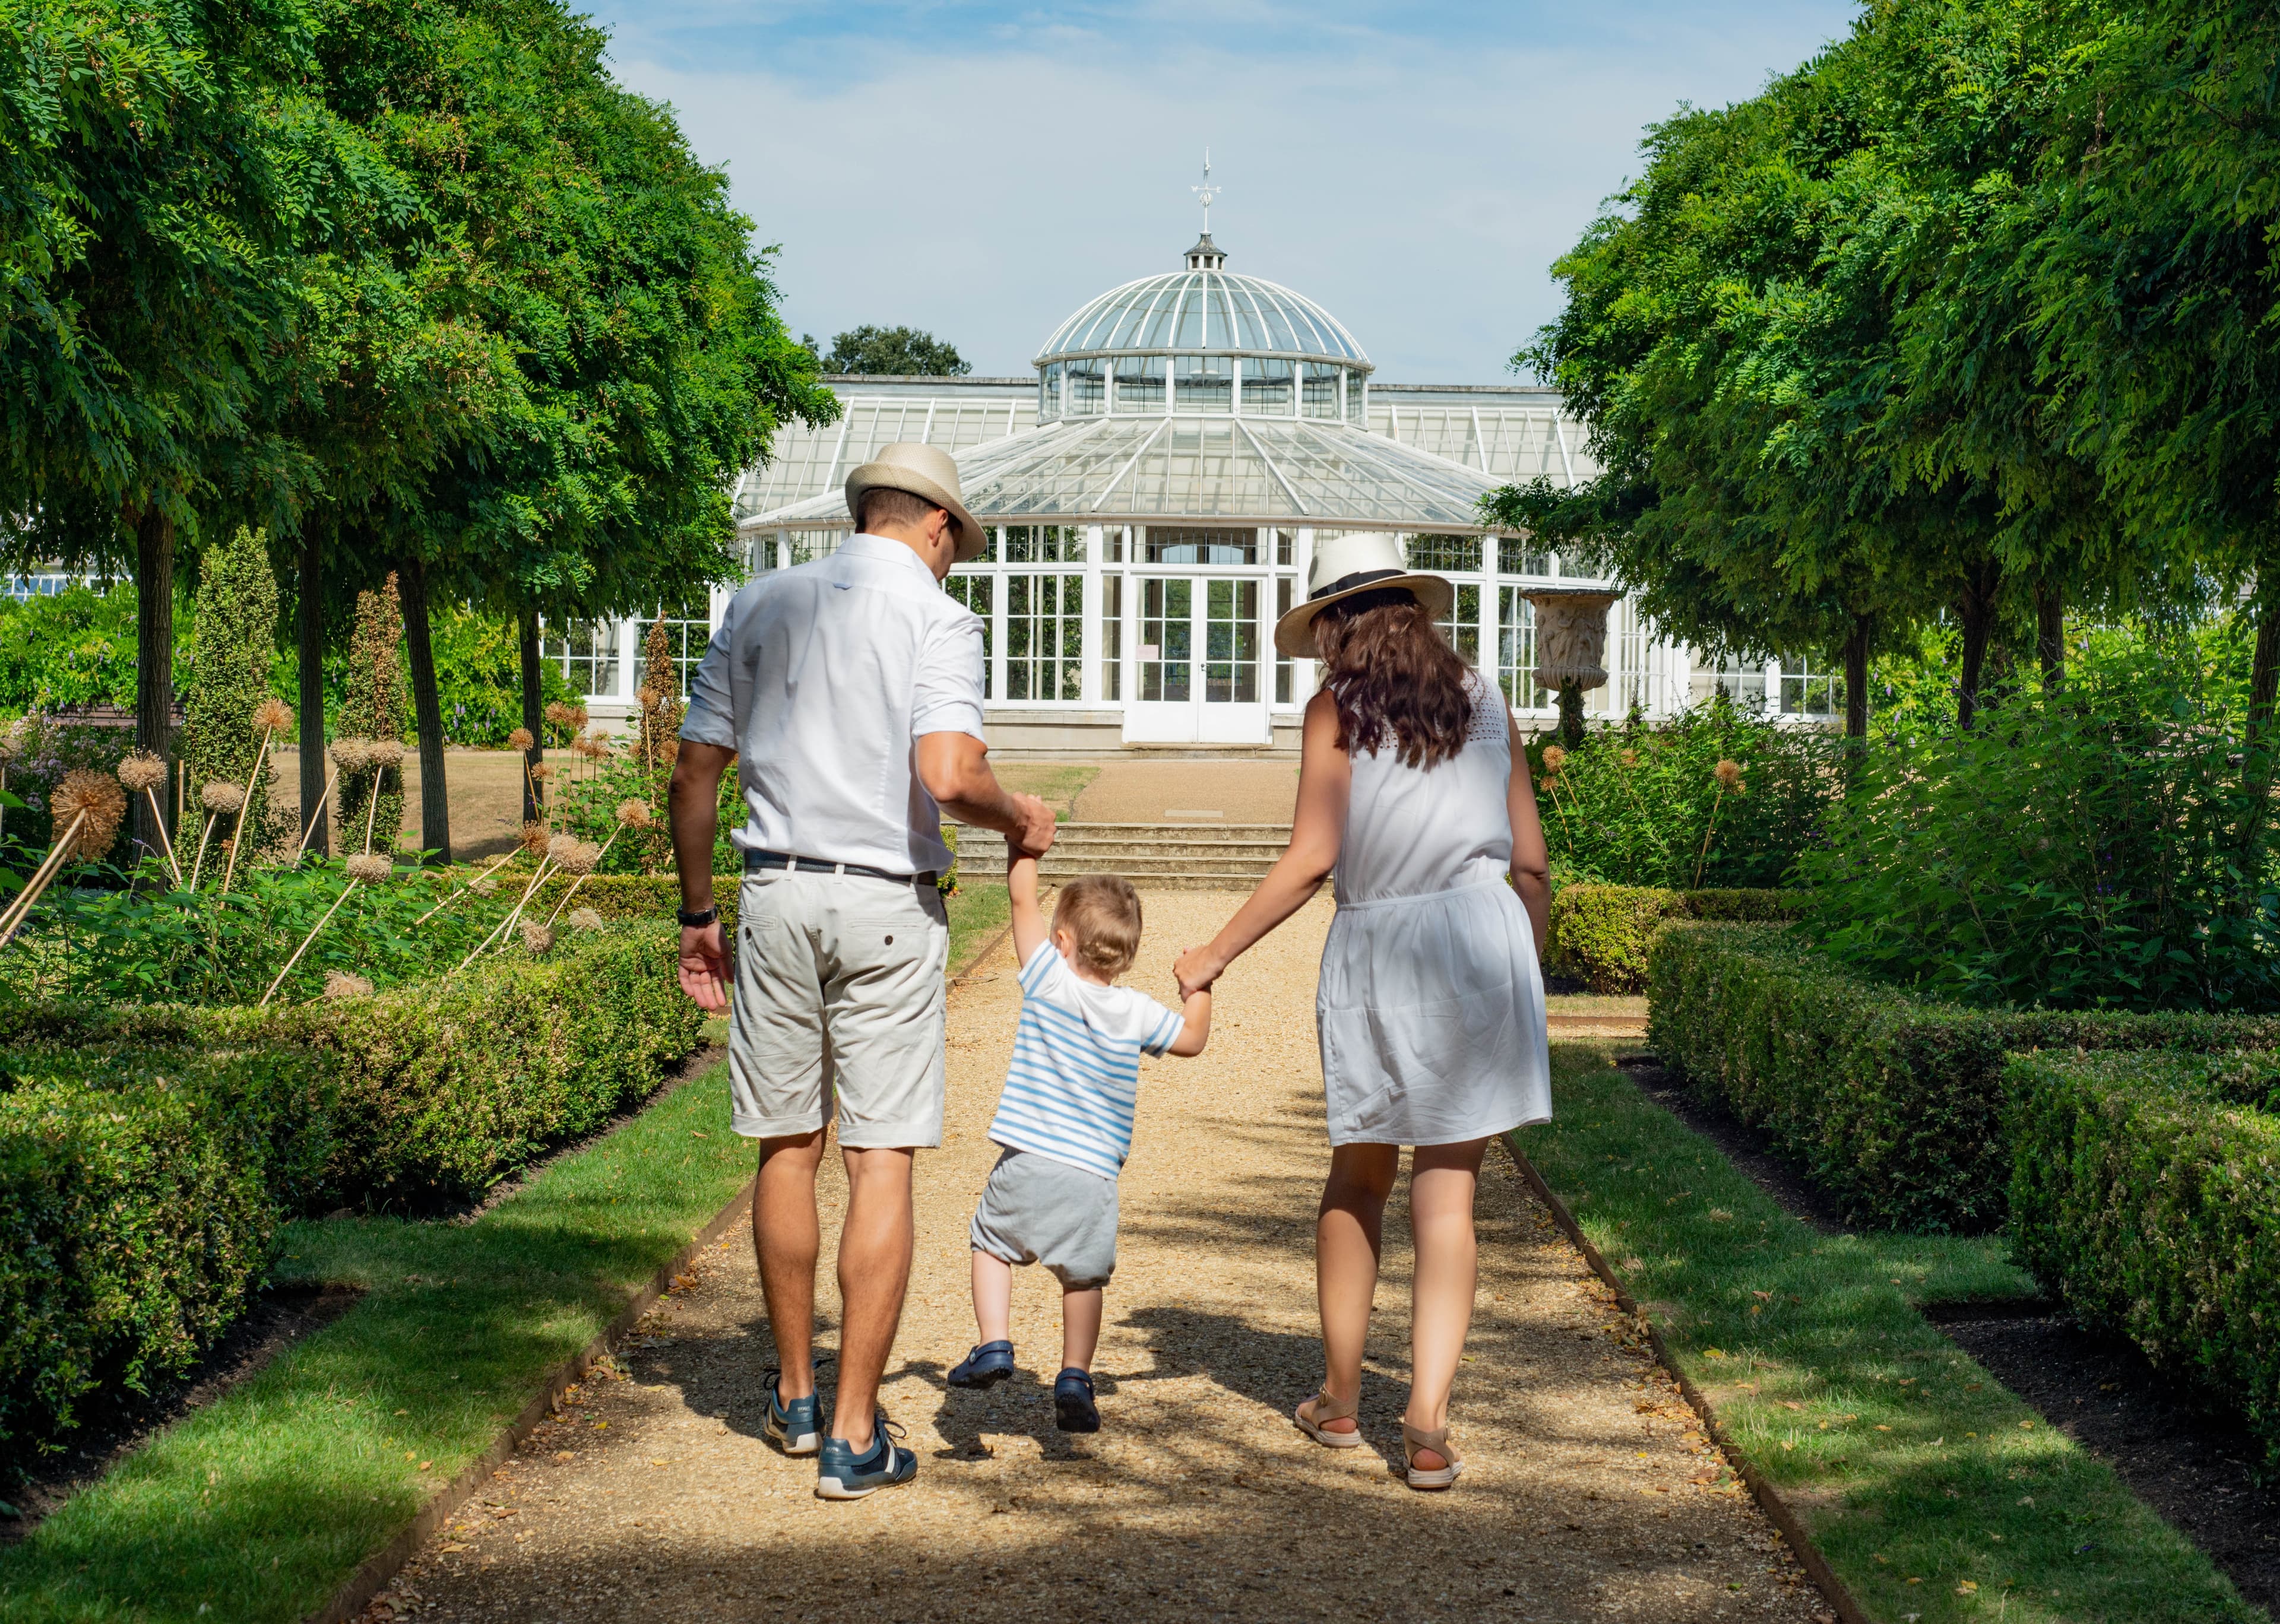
[676,905,718,929]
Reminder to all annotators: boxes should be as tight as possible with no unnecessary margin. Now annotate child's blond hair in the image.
[1053,874,1143,978]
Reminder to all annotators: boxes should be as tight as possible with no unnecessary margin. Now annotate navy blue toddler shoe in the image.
[1053,1367,1099,1433]
[948,1340,1015,1388]
[762,1368,819,1456]
[813,1413,916,1501]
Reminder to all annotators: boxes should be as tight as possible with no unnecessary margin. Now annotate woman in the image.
[1173,531,1551,1492]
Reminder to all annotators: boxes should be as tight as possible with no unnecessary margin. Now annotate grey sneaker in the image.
[763,1369,820,1457]
[813,1414,916,1501]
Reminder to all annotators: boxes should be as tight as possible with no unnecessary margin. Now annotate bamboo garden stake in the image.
[262,852,393,1005]
[221,698,293,897]
[0,771,125,949]
[1694,759,1746,889]
[116,753,179,887]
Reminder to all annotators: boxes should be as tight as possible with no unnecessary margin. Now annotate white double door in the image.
[1121,573,1270,744]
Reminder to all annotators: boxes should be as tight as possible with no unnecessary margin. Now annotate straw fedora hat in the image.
[844,442,989,563]
[1272,532,1455,658]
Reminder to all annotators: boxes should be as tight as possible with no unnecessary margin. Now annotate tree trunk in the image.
[1556,680,1586,750]
[2035,581,2065,692]
[398,555,451,866]
[297,532,328,857]
[1843,614,1870,741]
[1956,560,2002,730]
[518,607,545,824]
[132,505,175,857]
[2250,586,2280,750]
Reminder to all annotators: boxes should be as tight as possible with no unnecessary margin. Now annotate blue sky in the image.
[585,2,1863,383]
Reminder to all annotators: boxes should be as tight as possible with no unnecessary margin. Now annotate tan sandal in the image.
[1401,1420,1464,1490]
[1294,1388,1363,1449]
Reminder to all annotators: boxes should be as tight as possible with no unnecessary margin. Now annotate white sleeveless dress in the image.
[1316,674,1551,1146]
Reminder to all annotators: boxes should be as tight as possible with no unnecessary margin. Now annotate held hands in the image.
[678,921,730,1013]
[1173,943,1225,1001]
[1009,792,1056,858]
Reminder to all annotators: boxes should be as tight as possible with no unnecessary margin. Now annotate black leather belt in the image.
[744,849,938,887]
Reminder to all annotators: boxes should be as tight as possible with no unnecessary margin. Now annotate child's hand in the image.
[1173,943,1222,999]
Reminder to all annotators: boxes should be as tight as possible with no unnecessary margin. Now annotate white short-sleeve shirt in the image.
[680,533,986,875]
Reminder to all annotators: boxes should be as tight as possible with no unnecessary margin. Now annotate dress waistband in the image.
[1332,874,1512,912]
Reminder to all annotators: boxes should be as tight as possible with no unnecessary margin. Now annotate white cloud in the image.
[603,7,1857,382]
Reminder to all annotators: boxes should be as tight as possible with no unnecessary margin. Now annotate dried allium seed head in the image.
[201,781,247,815]
[547,833,581,864]
[364,738,406,770]
[52,770,126,861]
[568,906,604,931]
[507,727,536,752]
[569,705,589,731]
[345,853,393,884]
[634,684,660,710]
[529,762,555,781]
[614,798,653,830]
[520,820,550,855]
[544,700,576,728]
[1540,744,1568,773]
[323,969,375,1000]
[1714,758,1745,789]
[116,751,167,792]
[331,737,373,771]
[470,874,499,896]
[521,921,556,954]
[252,697,293,735]
[556,840,601,876]
[658,735,681,767]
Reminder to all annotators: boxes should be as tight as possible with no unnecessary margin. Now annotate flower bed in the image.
[2006,1049,2280,1467]
[1547,883,1805,992]
[0,924,701,1474]
[1645,922,2280,1231]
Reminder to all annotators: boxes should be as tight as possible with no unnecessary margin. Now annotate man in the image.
[670,442,1055,1500]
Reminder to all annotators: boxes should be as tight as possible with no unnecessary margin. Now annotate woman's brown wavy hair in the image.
[1312,587,1475,769]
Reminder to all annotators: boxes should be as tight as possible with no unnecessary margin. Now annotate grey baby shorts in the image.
[968,1147,1119,1290]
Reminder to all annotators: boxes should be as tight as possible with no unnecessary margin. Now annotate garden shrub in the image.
[2006,1049,2280,1466]
[337,575,408,849]
[0,1041,329,1473]
[1798,623,2280,1012]
[178,525,290,854]
[1548,884,1806,991]
[1527,697,1841,887]
[1646,922,2280,1231]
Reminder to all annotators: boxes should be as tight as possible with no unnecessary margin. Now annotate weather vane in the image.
[1192,150,1220,236]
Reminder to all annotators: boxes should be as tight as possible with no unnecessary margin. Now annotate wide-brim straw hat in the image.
[1273,531,1456,658]
[845,442,988,563]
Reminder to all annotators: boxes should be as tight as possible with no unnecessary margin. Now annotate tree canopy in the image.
[808,323,970,377]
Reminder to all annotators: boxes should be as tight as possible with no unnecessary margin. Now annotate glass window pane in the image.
[543,617,619,698]
[1114,356,1166,414]
[1066,358,1105,415]
[1497,536,1554,576]
[1006,574,1084,702]
[1497,588,1550,709]
[1778,657,1841,718]
[1303,361,1341,418]
[945,573,993,699]
[1040,361,1063,423]
[1407,534,1482,572]
[641,601,712,692]
[1144,526,1255,565]
[787,529,845,564]
[1275,576,1293,704]
[1346,374,1366,424]
[1243,357,1294,416]
[1139,578,1191,702]
[1690,652,1768,710]
[1173,354,1233,414]
[1435,583,1480,665]
[1203,579,1259,703]
[1102,574,1123,702]
[1003,525,1084,564]
[1275,528,1296,567]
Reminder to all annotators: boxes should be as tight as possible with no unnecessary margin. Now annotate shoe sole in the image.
[1054,1395,1100,1433]
[765,1417,821,1457]
[948,1366,1011,1390]
[814,1471,914,1501]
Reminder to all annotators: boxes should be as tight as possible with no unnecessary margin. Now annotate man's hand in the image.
[917,732,1056,855]
[1009,792,1055,857]
[679,921,730,1012]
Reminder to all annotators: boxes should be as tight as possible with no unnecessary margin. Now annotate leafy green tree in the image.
[809,324,970,376]
[179,526,289,852]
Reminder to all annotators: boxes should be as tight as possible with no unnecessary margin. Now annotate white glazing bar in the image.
[1082,524,1104,705]
[1478,554,1502,707]
[1550,410,1577,486]
[1294,526,1316,700]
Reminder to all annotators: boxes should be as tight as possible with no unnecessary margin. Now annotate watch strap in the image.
[677,905,718,929]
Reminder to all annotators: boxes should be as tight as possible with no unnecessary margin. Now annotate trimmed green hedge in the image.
[0,1044,328,1464]
[0,925,703,1473]
[2007,1049,2280,1466]
[1548,884,1806,992]
[1646,923,2280,1231]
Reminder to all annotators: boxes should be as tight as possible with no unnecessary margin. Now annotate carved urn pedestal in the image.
[1521,588,1620,748]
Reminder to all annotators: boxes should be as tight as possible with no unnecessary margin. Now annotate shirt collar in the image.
[841,532,945,582]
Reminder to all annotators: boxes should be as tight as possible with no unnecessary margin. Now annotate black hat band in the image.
[1307,567,1408,603]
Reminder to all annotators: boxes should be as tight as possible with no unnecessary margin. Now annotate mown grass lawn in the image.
[1520,1041,2266,1624]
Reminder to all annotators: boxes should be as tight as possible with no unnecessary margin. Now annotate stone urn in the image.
[1522,588,1620,747]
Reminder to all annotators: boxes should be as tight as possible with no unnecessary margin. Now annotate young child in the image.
[948,847,1211,1431]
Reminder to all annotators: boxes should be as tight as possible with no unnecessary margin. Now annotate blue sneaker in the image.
[763,1368,820,1457]
[948,1340,1015,1388]
[813,1413,916,1501]
[1053,1368,1099,1433]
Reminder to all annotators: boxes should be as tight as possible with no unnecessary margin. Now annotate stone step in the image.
[948,819,1290,888]
[954,852,1280,880]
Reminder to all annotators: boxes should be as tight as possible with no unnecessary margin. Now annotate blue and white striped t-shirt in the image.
[986,941,1185,1181]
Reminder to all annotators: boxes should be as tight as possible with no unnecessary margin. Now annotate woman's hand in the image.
[1173,943,1226,1000]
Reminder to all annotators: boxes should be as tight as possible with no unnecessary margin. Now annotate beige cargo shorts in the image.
[729,868,951,1148]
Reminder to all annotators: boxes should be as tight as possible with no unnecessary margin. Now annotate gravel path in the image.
[370,893,1829,1623]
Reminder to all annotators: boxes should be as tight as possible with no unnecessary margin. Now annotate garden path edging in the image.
[303,1175,758,1624]
[1500,1128,1872,1624]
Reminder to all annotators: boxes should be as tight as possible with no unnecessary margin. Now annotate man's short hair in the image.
[1053,875,1144,979]
[858,486,945,534]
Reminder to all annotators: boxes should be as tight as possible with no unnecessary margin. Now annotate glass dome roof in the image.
[1038,255,1369,369]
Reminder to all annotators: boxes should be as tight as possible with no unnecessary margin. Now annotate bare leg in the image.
[1311,1142,1399,1435]
[1405,1137,1488,1470]
[1061,1287,1103,1372]
[753,1131,826,1401]
[971,1249,1014,1345]
[831,1143,916,1452]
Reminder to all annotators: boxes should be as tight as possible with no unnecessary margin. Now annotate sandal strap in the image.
[1401,1421,1462,1464]
[1307,1387,1358,1422]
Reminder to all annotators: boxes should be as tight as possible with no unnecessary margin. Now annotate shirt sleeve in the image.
[679,594,740,750]
[911,605,987,741]
[1138,998,1185,1057]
